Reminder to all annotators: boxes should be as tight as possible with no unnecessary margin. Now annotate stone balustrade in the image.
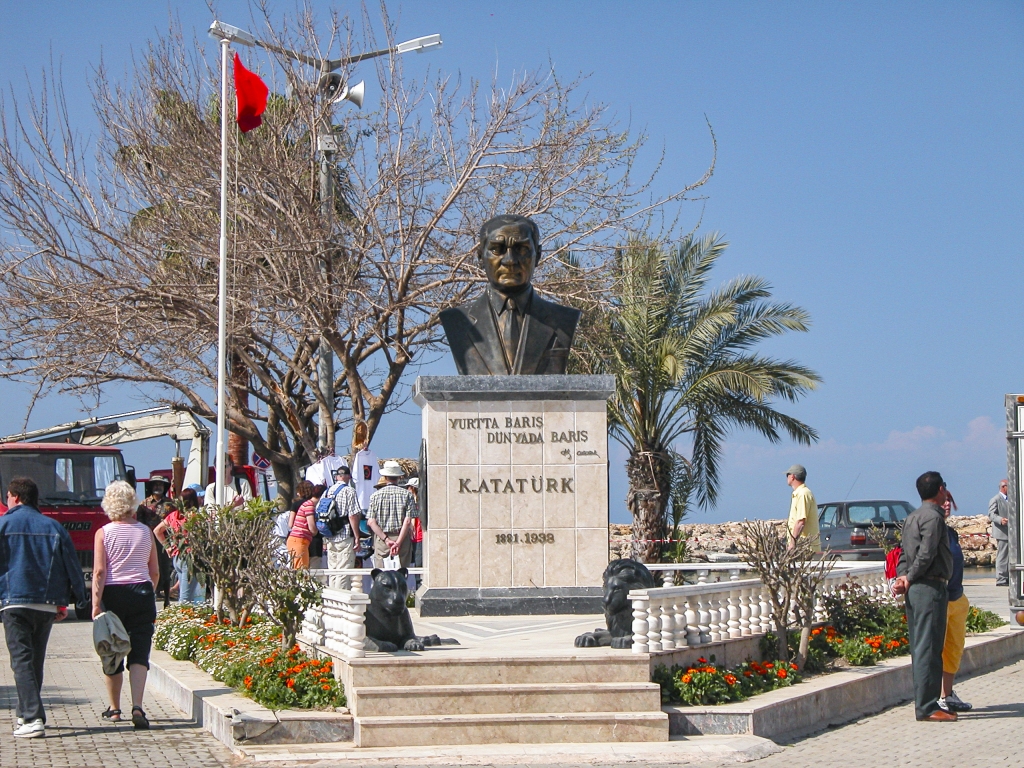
[628,563,887,654]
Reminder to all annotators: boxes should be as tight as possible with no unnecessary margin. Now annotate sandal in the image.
[131,706,149,730]
[101,707,122,723]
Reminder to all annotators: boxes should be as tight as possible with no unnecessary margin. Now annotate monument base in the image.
[418,586,603,617]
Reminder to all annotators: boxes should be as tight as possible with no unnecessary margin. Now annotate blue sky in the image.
[0,1,1021,523]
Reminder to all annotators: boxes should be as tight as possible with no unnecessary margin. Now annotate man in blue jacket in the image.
[0,476,87,738]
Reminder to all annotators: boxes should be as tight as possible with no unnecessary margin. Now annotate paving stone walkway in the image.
[741,656,1024,768]
[0,618,238,768]
[1,579,1020,768]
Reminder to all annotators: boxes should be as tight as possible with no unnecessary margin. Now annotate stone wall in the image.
[609,514,997,567]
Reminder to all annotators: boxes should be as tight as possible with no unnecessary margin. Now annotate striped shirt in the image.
[102,521,153,585]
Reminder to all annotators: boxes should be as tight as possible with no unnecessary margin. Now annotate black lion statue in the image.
[363,568,459,652]
[574,559,656,649]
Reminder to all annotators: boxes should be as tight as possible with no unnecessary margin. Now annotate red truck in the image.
[0,442,132,578]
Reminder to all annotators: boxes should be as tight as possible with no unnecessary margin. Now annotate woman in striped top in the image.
[92,481,159,730]
[286,483,323,569]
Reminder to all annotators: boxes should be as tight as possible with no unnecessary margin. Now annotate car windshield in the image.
[847,502,912,526]
[0,451,126,506]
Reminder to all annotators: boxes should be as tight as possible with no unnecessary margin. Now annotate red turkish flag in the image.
[233,53,268,133]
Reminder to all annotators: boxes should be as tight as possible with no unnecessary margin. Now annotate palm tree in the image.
[577,233,821,562]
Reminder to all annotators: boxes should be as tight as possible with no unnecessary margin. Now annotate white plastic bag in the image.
[381,554,401,571]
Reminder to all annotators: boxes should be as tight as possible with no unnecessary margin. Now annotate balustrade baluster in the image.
[647,602,663,652]
[660,600,675,650]
[738,587,751,636]
[632,598,650,654]
[696,594,711,644]
[673,600,687,648]
[685,596,701,647]
[727,589,741,638]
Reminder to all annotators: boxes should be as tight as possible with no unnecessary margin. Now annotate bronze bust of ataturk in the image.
[439,215,580,375]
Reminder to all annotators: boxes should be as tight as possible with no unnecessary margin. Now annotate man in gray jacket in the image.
[894,471,955,722]
[988,479,1010,586]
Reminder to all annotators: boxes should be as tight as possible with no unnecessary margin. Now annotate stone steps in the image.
[353,711,670,747]
[343,654,668,747]
[344,654,649,688]
[350,681,661,717]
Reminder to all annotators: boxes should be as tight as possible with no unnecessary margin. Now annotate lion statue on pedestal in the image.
[574,559,656,649]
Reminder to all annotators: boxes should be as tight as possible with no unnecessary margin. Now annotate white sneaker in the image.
[944,690,973,711]
[12,717,22,732]
[13,719,44,738]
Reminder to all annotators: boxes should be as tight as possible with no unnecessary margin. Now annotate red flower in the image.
[680,674,692,684]
[286,678,295,688]
[697,657,708,664]
[777,669,787,679]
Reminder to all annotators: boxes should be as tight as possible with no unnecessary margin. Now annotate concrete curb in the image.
[665,624,1024,741]
[148,648,353,751]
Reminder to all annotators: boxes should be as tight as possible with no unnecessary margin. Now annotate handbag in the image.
[381,554,401,570]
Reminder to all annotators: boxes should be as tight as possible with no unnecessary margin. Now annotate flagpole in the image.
[215,37,230,507]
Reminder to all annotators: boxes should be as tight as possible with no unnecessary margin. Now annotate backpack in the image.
[315,482,349,537]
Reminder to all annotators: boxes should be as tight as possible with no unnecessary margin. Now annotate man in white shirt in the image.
[204,455,254,508]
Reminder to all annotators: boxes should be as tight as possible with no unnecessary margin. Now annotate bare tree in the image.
[0,4,712,499]
[736,520,835,668]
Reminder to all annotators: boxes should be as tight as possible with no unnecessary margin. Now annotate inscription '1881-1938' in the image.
[458,477,574,494]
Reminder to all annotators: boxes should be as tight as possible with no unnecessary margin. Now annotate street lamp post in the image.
[207,22,441,487]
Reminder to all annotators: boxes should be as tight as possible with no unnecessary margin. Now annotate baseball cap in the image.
[785,464,807,481]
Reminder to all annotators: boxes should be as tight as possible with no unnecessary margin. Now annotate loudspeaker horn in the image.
[339,80,364,109]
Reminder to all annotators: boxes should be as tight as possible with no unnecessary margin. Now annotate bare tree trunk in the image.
[228,352,249,467]
[626,450,671,563]
[795,625,811,670]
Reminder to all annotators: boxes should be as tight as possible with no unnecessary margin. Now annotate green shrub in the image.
[965,606,1007,633]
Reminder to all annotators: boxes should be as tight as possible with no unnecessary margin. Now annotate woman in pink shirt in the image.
[286,483,323,569]
[92,481,159,730]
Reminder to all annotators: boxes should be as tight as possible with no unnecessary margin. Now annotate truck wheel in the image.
[75,601,92,621]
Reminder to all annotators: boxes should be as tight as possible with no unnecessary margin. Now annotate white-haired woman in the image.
[92,480,159,729]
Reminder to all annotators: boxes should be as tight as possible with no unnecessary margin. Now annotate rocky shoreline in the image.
[609,514,998,568]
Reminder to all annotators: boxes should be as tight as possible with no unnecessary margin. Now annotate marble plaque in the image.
[413,376,614,601]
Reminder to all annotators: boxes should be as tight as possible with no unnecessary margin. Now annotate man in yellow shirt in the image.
[786,464,820,551]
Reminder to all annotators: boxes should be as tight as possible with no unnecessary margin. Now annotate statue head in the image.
[603,558,656,617]
[478,214,541,294]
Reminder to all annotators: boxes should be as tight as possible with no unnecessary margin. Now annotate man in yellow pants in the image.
[939,489,972,713]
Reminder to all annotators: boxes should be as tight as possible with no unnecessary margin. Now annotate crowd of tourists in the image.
[274,459,421,583]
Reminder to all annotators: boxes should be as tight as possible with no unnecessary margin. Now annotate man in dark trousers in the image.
[893,471,956,722]
[0,477,87,738]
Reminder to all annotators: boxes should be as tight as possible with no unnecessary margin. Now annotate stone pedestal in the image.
[413,375,615,616]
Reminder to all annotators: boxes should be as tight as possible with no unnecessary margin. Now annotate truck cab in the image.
[0,442,130,574]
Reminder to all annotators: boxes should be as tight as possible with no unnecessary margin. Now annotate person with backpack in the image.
[315,469,361,589]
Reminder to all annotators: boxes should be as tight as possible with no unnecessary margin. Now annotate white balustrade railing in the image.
[300,563,887,658]
[628,563,886,654]
[307,567,425,593]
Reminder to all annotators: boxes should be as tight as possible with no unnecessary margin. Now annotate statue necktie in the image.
[502,298,520,372]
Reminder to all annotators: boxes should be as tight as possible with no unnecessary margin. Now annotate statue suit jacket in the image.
[989,493,1010,541]
[439,289,580,375]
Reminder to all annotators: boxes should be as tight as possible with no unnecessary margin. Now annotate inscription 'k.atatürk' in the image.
[458,477,574,494]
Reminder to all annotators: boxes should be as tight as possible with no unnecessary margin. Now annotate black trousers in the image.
[2,608,55,723]
[905,580,947,719]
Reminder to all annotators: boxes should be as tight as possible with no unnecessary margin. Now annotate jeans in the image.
[173,555,203,604]
[2,608,55,723]
[326,535,356,589]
